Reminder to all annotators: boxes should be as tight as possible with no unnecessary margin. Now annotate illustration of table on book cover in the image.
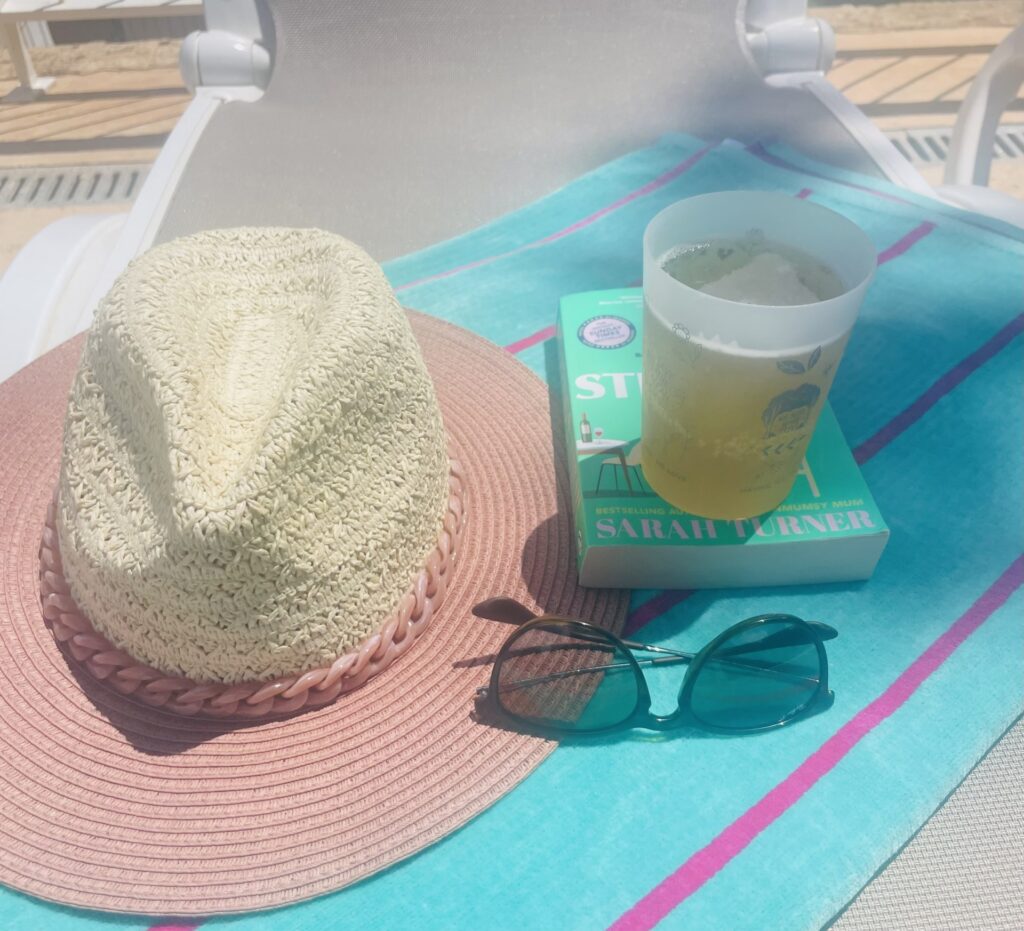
[558,289,889,589]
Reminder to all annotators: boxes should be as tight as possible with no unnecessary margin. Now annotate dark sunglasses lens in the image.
[496,622,640,732]
[689,619,822,730]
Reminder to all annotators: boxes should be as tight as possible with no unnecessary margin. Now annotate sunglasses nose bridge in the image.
[646,707,685,730]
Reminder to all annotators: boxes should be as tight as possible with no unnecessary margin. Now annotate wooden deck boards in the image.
[0,66,187,167]
[832,27,1023,128]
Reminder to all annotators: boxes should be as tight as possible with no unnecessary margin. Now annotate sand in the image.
[0,38,180,82]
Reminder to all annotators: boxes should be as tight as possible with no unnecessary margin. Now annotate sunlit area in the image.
[0,2,1020,930]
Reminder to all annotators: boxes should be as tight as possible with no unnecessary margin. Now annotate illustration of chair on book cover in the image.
[596,442,650,496]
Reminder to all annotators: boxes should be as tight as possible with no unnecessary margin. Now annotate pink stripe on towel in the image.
[623,590,695,638]
[610,554,1024,931]
[746,143,918,207]
[534,145,716,247]
[877,221,935,264]
[396,145,715,292]
[854,312,1024,464]
[504,325,557,355]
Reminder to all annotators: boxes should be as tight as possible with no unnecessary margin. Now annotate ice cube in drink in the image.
[660,234,845,305]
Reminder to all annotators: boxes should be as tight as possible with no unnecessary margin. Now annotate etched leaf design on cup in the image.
[762,383,822,437]
[778,345,822,376]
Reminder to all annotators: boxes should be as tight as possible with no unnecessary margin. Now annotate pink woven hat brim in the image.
[0,312,627,916]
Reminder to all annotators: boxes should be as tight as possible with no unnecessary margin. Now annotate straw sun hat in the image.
[0,228,627,915]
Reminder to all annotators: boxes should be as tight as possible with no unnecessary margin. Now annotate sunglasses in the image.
[472,598,836,735]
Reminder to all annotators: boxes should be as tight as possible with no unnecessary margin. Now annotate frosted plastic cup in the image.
[641,190,876,520]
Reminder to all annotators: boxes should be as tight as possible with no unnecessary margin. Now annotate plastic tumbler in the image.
[641,190,876,520]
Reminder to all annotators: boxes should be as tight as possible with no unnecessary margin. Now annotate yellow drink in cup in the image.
[641,192,876,520]
[643,322,849,518]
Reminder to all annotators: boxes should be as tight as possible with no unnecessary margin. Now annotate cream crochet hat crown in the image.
[55,228,451,685]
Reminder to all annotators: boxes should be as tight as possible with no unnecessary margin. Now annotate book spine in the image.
[557,310,587,574]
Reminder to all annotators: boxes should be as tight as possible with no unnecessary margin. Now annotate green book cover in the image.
[558,288,889,589]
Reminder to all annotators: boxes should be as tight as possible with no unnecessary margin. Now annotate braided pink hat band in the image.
[39,461,467,718]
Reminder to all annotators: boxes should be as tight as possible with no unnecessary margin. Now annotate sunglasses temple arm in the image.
[506,624,696,660]
[618,638,694,658]
[477,662,631,696]
[575,633,695,660]
[496,639,694,664]
[714,625,838,660]
[472,601,700,661]
[629,633,820,681]
[477,654,692,697]
[481,648,823,696]
[518,620,833,659]
[481,621,831,696]
[474,600,839,650]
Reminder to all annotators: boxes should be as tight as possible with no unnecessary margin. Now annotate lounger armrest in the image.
[0,212,126,383]
[945,25,1024,188]
[0,88,229,384]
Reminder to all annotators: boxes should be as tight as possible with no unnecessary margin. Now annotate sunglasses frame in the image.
[479,613,836,736]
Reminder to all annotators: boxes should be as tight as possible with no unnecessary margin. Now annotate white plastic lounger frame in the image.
[938,24,1024,226]
[0,0,269,383]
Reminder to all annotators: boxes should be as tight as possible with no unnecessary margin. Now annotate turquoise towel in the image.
[1,135,1021,931]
